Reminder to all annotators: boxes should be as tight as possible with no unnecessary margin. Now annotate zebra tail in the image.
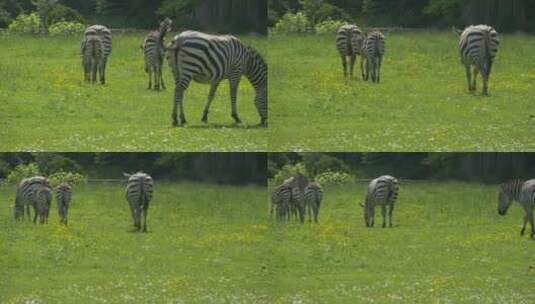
[483,29,492,75]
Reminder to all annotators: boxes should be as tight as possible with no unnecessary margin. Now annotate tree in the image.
[31,0,57,33]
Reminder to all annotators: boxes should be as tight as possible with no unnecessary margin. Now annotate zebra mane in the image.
[500,179,524,200]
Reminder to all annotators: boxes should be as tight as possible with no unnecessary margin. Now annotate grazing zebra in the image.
[336,24,365,79]
[304,182,323,223]
[271,182,293,221]
[55,183,72,225]
[166,31,268,127]
[497,179,535,239]
[360,31,385,83]
[455,25,499,95]
[81,34,102,83]
[143,18,172,90]
[83,25,112,84]
[14,176,52,224]
[360,175,399,228]
[124,172,153,232]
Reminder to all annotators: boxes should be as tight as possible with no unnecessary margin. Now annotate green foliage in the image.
[33,153,82,175]
[273,162,308,185]
[47,171,87,187]
[8,13,39,34]
[6,163,40,184]
[271,11,310,34]
[423,0,462,25]
[314,170,353,186]
[47,3,85,26]
[0,0,23,27]
[48,21,85,36]
[157,0,199,29]
[301,153,350,177]
[314,18,347,34]
[299,0,349,25]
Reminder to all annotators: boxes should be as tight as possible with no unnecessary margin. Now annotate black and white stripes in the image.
[14,176,52,224]
[83,25,112,84]
[55,182,72,225]
[361,31,385,83]
[456,24,499,95]
[304,182,323,223]
[143,18,172,90]
[166,31,268,127]
[125,172,154,232]
[360,175,399,228]
[336,24,365,79]
[498,179,535,238]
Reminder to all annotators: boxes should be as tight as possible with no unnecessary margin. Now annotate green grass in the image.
[0,33,268,151]
[0,182,270,303]
[268,31,535,151]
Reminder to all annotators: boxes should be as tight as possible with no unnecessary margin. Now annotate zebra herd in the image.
[80,19,268,127]
[271,175,535,239]
[335,24,499,94]
[12,171,153,232]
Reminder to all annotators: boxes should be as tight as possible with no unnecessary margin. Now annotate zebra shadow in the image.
[184,123,265,130]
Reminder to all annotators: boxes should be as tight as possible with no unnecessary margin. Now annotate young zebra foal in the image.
[304,182,323,223]
[361,31,385,83]
[455,25,499,95]
[143,18,172,90]
[14,176,52,224]
[360,175,399,228]
[497,179,535,239]
[83,25,112,84]
[166,31,268,127]
[124,172,153,232]
[271,182,293,222]
[336,24,365,79]
[55,183,72,225]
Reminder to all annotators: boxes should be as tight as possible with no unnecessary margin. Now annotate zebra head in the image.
[360,202,374,227]
[498,188,512,216]
[160,18,173,34]
[498,180,523,216]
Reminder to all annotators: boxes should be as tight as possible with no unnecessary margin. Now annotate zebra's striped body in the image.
[14,176,52,224]
[457,25,499,95]
[143,18,172,90]
[55,183,72,225]
[361,31,385,83]
[271,182,293,221]
[498,179,535,238]
[336,24,365,79]
[83,25,112,84]
[361,175,399,228]
[125,172,153,232]
[304,182,323,223]
[166,31,268,127]
[81,34,102,83]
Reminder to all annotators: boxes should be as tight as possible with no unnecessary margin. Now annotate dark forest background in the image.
[269,0,535,32]
[0,153,267,184]
[269,153,535,183]
[0,0,267,33]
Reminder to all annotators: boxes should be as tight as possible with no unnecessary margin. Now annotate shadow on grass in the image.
[174,123,266,130]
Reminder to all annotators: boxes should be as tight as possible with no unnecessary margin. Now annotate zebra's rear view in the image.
[336,24,365,79]
[304,182,323,223]
[81,34,102,83]
[360,175,399,227]
[497,179,535,239]
[83,25,112,84]
[14,176,52,224]
[361,31,385,83]
[55,183,72,225]
[166,31,268,127]
[456,25,499,95]
[143,18,172,90]
[125,172,153,232]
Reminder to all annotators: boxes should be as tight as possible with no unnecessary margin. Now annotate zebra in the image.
[360,30,385,83]
[336,24,365,79]
[166,31,268,127]
[124,172,154,232]
[83,25,112,84]
[55,182,72,225]
[360,175,399,228]
[304,182,323,223]
[271,182,293,221]
[142,18,173,90]
[497,179,535,239]
[81,34,102,83]
[455,25,499,95]
[14,176,52,224]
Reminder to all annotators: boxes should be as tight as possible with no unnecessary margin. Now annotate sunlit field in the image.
[268,31,535,151]
[267,181,535,303]
[0,33,268,151]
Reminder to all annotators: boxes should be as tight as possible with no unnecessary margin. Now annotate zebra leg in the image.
[160,67,166,90]
[134,207,141,231]
[202,82,220,123]
[388,204,394,227]
[92,62,98,84]
[172,80,189,126]
[349,55,356,79]
[464,65,472,92]
[229,75,242,124]
[142,208,148,233]
[340,55,347,78]
[521,214,527,236]
[377,56,383,83]
[100,57,107,85]
[482,71,489,96]
[472,67,479,92]
[147,67,152,90]
[381,206,387,228]
[527,211,534,238]
[154,66,160,91]
[360,56,365,80]
[32,205,38,223]
[364,59,370,81]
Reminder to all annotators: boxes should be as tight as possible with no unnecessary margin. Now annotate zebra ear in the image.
[123,172,132,178]
[453,27,463,36]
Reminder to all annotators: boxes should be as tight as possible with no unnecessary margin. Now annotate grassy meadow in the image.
[0,33,268,151]
[0,182,270,303]
[268,31,535,151]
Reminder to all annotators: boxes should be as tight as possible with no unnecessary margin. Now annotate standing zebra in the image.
[336,24,365,79]
[271,182,293,221]
[55,183,72,225]
[497,179,535,239]
[81,34,102,83]
[304,182,323,223]
[166,31,268,127]
[360,31,385,83]
[360,175,399,228]
[455,25,499,95]
[143,18,172,90]
[14,176,52,224]
[124,172,153,232]
[83,25,112,84]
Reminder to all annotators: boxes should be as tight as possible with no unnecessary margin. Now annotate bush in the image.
[34,153,82,175]
[8,13,40,34]
[48,21,85,36]
[6,163,41,185]
[315,171,353,186]
[46,3,85,26]
[272,162,308,185]
[314,18,347,34]
[48,171,87,187]
[271,12,310,35]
